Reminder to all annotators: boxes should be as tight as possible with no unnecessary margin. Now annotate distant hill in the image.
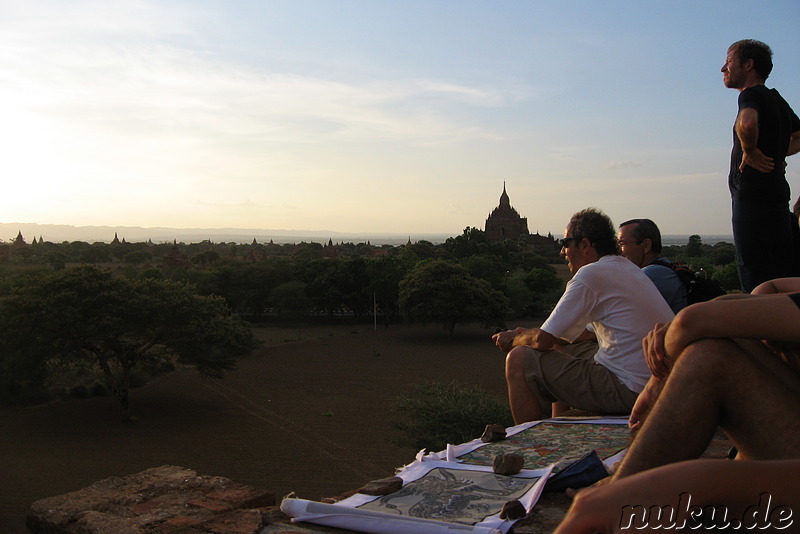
[0,223,455,246]
[1,222,733,247]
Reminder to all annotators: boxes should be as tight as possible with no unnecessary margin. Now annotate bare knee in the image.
[674,338,740,375]
[505,346,529,380]
[669,338,765,402]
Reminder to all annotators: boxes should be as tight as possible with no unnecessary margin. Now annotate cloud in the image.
[0,2,524,149]
[0,1,200,42]
[604,160,642,170]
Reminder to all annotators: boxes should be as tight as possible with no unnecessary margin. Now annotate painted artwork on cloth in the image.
[458,422,630,473]
[357,467,541,525]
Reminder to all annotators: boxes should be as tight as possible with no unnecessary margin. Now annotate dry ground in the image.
[0,321,514,534]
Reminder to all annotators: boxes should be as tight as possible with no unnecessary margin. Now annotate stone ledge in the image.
[22,464,577,533]
[27,427,731,533]
[27,465,289,534]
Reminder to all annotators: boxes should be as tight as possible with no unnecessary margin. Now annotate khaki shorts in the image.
[522,340,639,415]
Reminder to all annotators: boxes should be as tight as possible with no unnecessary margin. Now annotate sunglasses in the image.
[559,237,578,248]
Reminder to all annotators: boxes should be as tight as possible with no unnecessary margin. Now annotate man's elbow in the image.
[672,301,715,342]
[788,131,800,156]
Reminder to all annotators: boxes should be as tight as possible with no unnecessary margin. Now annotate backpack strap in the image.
[648,259,674,270]
[647,259,695,290]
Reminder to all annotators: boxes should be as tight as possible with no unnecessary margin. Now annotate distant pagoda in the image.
[484,183,529,243]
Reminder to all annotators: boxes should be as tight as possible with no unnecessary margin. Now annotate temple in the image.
[484,183,529,243]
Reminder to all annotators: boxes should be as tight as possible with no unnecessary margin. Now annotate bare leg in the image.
[716,339,800,460]
[505,346,545,424]
[615,338,800,479]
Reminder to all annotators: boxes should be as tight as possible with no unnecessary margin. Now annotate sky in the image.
[1,1,799,238]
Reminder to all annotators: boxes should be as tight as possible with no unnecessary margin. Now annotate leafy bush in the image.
[712,262,741,291]
[391,381,513,452]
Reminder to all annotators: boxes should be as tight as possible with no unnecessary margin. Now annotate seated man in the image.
[493,208,674,424]
[618,218,688,313]
[555,279,800,532]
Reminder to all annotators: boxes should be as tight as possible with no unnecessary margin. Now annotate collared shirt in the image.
[541,255,675,392]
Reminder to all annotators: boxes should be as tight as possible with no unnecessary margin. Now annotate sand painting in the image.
[357,467,540,525]
[458,421,630,472]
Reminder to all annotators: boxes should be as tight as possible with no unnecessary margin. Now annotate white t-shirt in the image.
[541,255,675,393]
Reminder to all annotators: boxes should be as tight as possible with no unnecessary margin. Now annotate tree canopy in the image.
[0,266,255,420]
[399,260,509,337]
[0,230,736,326]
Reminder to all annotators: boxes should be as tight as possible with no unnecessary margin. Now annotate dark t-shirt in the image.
[728,85,800,203]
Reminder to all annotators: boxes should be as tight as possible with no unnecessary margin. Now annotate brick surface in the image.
[204,509,263,534]
[206,484,276,508]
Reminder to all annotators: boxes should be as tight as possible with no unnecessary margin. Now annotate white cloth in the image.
[282,460,553,534]
[541,255,674,392]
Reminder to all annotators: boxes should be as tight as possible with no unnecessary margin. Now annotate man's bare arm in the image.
[736,108,775,173]
[641,291,800,376]
[788,129,800,158]
[493,327,563,352]
[665,293,800,358]
[511,327,561,351]
[753,277,800,294]
[554,459,800,534]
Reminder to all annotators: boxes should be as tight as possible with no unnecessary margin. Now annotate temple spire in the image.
[499,181,510,208]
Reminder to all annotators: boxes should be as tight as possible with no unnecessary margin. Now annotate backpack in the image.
[650,260,726,304]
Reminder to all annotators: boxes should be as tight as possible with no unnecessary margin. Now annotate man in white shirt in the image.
[493,208,674,424]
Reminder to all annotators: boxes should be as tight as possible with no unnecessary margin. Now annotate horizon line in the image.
[2,222,733,247]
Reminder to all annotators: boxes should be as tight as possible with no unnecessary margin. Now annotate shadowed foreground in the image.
[0,322,509,534]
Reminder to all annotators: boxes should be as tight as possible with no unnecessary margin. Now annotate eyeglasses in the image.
[618,239,642,248]
[559,237,577,248]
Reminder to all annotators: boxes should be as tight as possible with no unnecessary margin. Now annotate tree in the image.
[337,258,371,318]
[398,260,509,337]
[524,267,565,316]
[504,269,535,318]
[442,227,489,259]
[712,263,741,291]
[242,259,294,317]
[0,266,255,420]
[270,280,311,319]
[710,243,736,266]
[462,255,504,290]
[366,256,407,324]
[302,259,345,317]
[686,234,704,257]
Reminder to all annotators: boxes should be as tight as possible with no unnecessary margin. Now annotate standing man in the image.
[618,219,688,313]
[493,208,673,424]
[722,39,800,292]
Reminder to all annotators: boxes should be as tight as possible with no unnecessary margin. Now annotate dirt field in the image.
[0,321,516,533]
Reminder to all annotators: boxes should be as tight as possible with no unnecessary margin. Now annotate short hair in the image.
[619,218,663,253]
[729,39,773,81]
[569,208,617,257]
